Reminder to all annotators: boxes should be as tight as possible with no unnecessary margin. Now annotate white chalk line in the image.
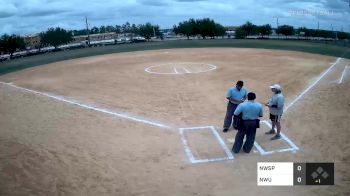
[338,65,348,84]
[284,57,342,112]
[211,127,234,160]
[253,121,299,156]
[182,67,191,74]
[173,67,179,74]
[179,126,234,164]
[145,62,217,75]
[0,81,231,164]
[0,82,172,129]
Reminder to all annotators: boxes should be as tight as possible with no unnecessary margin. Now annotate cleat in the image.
[271,134,281,140]
[265,129,276,134]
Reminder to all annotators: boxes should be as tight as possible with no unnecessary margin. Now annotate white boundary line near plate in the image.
[253,120,299,156]
[179,126,234,164]
[338,65,348,84]
[284,57,342,112]
[254,57,342,156]
[0,82,172,129]
[173,68,179,74]
[144,62,217,75]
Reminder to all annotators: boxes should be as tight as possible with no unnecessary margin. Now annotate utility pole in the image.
[330,24,337,41]
[153,26,156,38]
[273,16,279,39]
[85,16,90,46]
[317,21,320,40]
[277,17,279,39]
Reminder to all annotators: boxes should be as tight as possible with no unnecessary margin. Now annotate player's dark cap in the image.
[247,92,256,100]
[236,80,244,86]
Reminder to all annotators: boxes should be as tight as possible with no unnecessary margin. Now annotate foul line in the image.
[338,65,348,84]
[182,68,191,74]
[253,121,299,156]
[284,57,342,112]
[0,82,172,129]
[254,57,342,156]
[173,68,179,74]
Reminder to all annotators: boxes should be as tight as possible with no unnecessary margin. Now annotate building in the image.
[73,32,119,43]
[23,33,41,49]
[224,26,239,37]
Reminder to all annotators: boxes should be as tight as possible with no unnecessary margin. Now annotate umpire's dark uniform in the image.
[232,93,263,153]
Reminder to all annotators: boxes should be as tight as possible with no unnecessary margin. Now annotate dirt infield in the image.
[0,48,349,195]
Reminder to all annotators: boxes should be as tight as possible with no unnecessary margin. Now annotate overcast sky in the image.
[1,0,350,35]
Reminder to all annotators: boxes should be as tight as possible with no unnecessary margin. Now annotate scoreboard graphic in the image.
[257,162,334,186]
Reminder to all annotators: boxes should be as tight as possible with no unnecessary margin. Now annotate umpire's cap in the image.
[270,83,281,90]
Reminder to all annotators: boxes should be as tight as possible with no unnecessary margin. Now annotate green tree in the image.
[72,29,87,36]
[214,23,226,37]
[138,23,160,40]
[99,26,106,33]
[197,18,226,39]
[196,18,216,39]
[131,24,139,34]
[90,26,99,34]
[258,24,272,38]
[277,25,295,39]
[115,25,122,34]
[235,27,247,39]
[0,36,4,53]
[40,27,73,49]
[296,27,310,37]
[0,34,26,57]
[337,32,349,40]
[106,25,115,33]
[318,30,334,39]
[122,22,131,33]
[241,21,258,36]
[173,18,197,39]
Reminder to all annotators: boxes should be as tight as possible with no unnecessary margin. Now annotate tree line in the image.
[72,22,161,39]
[0,22,161,57]
[173,18,226,39]
[235,21,350,40]
[1,19,350,58]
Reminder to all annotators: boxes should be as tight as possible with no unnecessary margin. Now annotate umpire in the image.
[223,80,247,132]
[232,92,263,153]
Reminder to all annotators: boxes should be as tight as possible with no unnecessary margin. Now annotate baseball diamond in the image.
[0,47,349,196]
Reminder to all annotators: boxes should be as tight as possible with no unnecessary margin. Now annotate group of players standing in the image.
[223,81,285,154]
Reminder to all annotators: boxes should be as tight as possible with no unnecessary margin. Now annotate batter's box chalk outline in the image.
[179,126,234,164]
[254,120,299,156]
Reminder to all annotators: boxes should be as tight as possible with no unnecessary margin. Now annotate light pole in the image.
[85,16,90,46]
[273,16,279,39]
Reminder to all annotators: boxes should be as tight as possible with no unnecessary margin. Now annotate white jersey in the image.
[269,92,284,115]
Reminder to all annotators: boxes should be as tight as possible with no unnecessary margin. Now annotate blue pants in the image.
[223,102,238,129]
[232,120,257,153]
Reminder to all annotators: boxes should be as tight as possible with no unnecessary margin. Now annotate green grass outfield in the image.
[1,39,349,75]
